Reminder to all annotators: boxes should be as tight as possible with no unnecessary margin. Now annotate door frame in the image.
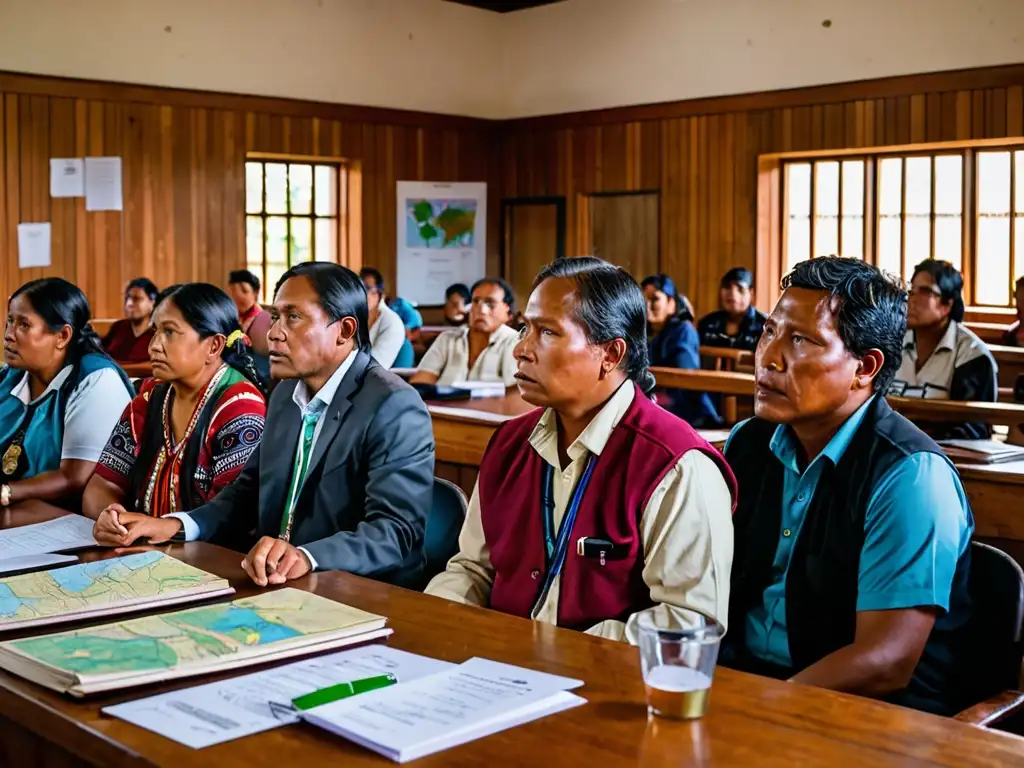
[580,189,661,270]
[499,196,568,281]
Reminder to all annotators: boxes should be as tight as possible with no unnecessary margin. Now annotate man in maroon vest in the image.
[427,257,737,642]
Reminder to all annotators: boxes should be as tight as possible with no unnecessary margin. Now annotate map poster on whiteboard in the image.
[396,181,486,306]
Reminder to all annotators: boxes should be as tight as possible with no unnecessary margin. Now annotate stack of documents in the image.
[938,438,1024,464]
[451,380,507,398]
[0,551,233,632]
[0,588,389,696]
[302,657,586,763]
[0,515,97,564]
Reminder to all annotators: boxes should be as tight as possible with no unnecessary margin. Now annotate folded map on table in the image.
[0,551,233,632]
[0,588,389,697]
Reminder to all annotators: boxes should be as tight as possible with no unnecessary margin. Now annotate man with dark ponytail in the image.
[427,257,736,642]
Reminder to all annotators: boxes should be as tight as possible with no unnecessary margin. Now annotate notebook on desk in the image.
[938,439,1024,464]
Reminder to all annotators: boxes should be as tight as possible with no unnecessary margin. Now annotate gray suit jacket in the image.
[189,350,435,587]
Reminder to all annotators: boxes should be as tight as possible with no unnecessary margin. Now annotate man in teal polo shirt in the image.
[721,257,973,715]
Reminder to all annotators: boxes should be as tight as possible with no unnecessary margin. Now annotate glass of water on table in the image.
[637,611,724,719]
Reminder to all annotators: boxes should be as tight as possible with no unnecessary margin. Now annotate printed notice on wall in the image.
[396,181,486,306]
[17,223,51,268]
[50,158,85,198]
[85,156,123,211]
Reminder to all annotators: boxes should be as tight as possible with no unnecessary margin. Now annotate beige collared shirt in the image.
[416,324,520,386]
[426,382,734,643]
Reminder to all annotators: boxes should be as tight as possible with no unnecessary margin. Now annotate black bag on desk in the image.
[411,383,472,402]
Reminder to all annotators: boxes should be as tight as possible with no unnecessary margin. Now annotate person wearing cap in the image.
[698,267,767,351]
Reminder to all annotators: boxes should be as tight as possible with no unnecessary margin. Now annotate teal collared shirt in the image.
[725,396,974,668]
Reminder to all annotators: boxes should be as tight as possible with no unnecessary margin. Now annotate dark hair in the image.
[125,282,267,513]
[471,277,516,314]
[275,262,371,352]
[445,283,471,303]
[534,257,654,396]
[783,257,908,393]
[359,267,385,295]
[721,267,754,290]
[1016,275,1024,291]
[640,273,694,323]
[228,269,261,293]
[9,278,109,366]
[125,277,159,301]
[912,259,965,323]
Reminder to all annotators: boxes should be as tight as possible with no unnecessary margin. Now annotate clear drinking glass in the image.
[637,611,724,720]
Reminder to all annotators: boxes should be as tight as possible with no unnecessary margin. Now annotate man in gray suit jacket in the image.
[93,262,435,588]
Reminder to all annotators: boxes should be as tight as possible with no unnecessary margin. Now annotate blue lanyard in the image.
[532,454,597,618]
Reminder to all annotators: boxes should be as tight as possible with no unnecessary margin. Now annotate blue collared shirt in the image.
[725,396,974,668]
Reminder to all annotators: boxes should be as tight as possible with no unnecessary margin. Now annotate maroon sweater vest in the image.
[478,384,738,631]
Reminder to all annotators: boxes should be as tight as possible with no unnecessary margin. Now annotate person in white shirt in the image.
[411,278,519,386]
[361,269,407,369]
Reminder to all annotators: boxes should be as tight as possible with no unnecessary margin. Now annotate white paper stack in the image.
[451,380,506,399]
[938,438,1024,465]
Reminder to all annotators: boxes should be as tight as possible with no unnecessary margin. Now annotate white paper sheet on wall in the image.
[84,156,123,211]
[50,158,85,198]
[17,223,51,268]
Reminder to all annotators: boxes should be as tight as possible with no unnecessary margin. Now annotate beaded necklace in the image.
[142,365,228,515]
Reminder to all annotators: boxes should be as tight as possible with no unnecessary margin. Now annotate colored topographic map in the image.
[406,199,477,248]
[0,551,223,626]
[8,589,373,677]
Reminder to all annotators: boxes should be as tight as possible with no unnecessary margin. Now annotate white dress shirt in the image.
[367,302,406,369]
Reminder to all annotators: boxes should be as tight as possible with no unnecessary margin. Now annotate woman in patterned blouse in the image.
[82,283,268,524]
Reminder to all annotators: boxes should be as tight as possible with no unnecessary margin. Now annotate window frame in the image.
[759,138,1024,314]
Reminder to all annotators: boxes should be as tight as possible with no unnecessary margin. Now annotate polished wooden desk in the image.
[1,541,1022,767]
[989,344,1024,390]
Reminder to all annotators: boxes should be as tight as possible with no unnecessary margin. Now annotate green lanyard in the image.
[280,403,325,541]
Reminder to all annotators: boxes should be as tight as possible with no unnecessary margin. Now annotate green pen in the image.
[291,673,398,711]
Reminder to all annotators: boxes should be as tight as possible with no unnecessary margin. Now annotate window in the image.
[778,144,1024,308]
[245,160,343,301]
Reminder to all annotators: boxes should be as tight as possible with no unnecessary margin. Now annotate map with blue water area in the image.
[406,199,477,248]
[0,551,225,627]
[7,589,376,677]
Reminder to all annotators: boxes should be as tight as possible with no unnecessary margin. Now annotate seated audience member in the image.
[427,258,736,642]
[86,284,267,523]
[411,278,519,386]
[389,296,424,340]
[360,268,408,369]
[889,259,997,439]
[1002,276,1024,346]
[443,283,471,326]
[228,270,272,380]
[93,262,434,589]
[102,278,158,363]
[721,257,973,716]
[0,278,133,509]
[642,273,721,427]
[698,267,767,351]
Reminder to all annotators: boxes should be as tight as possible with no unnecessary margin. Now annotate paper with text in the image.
[85,157,123,211]
[50,158,85,198]
[0,554,77,576]
[0,516,97,562]
[17,223,51,268]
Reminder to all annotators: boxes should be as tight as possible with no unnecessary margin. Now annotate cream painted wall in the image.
[0,0,505,118]
[501,0,1024,117]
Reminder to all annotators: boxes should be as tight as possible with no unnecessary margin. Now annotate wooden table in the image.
[1,540,1022,767]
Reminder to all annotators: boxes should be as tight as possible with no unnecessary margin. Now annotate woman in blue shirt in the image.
[641,274,720,426]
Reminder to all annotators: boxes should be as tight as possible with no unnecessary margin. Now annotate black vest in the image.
[724,396,972,715]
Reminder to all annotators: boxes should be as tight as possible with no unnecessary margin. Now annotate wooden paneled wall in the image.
[500,64,1024,316]
[0,72,498,319]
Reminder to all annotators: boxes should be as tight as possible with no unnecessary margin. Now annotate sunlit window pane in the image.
[841,217,864,259]
[290,218,312,265]
[1014,216,1024,283]
[934,217,962,269]
[842,161,865,216]
[976,218,1011,305]
[266,216,288,265]
[1016,152,1024,213]
[315,166,338,217]
[245,163,263,215]
[246,216,264,273]
[787,164,811,217]
[878,217,902,277]
[978,152,1011,215]
[815,217,838,257]
[905,157,932,215]
[316,219,337,262]
[934,155,963,214]
[879,158,903,215]
[905,217,931,277]
[265,164,288,214]
[815,162,840,216]
[787,218,810,271]
[289,164,313,215]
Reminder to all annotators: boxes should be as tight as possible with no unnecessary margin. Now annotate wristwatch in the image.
[1,484,11,507]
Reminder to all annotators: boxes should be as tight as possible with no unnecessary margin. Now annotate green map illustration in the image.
[407,199,477,248]
[0,551,224,626]
[7,589,377,677]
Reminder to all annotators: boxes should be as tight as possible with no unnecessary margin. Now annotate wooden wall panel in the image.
[0,72,497,319]
[502,65,1024,316]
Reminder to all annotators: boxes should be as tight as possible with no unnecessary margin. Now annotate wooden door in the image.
[588,192,659,279]
[503,199,565,308]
